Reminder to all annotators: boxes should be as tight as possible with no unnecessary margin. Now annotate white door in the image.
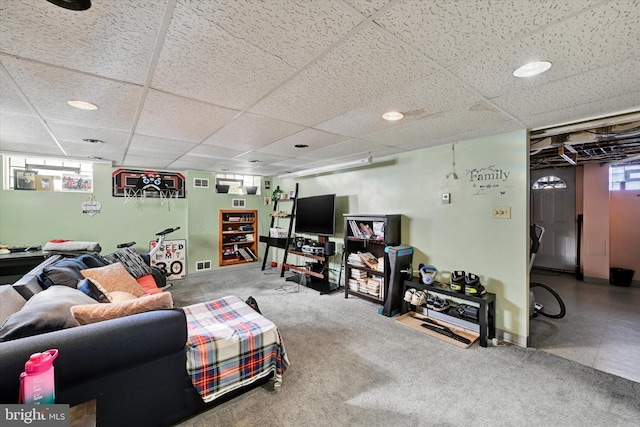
[530,169,576,271]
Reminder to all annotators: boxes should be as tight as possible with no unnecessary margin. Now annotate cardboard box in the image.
[395,312,479,349]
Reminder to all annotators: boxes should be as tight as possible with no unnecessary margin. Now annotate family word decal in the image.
[466,165,512,196]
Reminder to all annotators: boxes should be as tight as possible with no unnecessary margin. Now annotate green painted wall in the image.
[1,129,529,343]
[274,130,530,344]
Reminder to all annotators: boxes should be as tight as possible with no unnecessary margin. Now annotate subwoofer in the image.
[324,241,336,256]
[294,237,306,251]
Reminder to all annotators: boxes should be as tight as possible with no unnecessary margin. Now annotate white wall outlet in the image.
[492,206,511,219]
[442,192,450,204]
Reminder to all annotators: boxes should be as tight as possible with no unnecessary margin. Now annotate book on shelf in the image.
[245,247,257,260]
[348,220,363,238]
[372,221,385,240]
[357,251,378,269]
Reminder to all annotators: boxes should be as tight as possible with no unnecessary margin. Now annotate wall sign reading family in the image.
[149,238,187,280]
[466,165,513,196]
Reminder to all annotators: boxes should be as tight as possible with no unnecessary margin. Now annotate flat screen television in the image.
[295,194,336,236]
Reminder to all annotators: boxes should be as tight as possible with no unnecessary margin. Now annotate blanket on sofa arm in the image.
[183,295,289,403]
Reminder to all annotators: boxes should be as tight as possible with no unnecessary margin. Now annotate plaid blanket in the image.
[184,295,290,403]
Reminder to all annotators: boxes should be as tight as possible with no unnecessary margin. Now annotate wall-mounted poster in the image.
[62,174,92,191]
[35,175,54,191]
[14,170,37,190]
[149,238,187,280]
[112,168,186,198]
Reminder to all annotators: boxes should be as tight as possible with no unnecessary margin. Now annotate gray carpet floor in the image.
[171,265,640,427]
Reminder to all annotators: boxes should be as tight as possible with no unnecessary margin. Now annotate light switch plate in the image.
[492,206,511,219]
[442,193,450,204]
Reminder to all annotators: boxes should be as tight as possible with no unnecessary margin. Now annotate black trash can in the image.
[610,268,634,287]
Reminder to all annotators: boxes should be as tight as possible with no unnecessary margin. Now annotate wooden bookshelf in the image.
[219,209,258,266]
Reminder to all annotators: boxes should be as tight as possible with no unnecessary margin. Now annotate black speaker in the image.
[294,237,306,251]
[324,241,336,256]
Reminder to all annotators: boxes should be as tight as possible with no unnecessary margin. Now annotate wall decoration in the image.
[14,170,37,190]
[81,195,101,216]
[264,180,271,189]
[466,165,512,196]
[35,175,54,191]
[62,174,92,191]
[149,238,187,280]
[112,168,186,198]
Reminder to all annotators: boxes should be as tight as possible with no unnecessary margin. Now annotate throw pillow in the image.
[0,285,26,325]
[77,278,111,303]
[71,292,173,325]
[109,291,137,303]
[39,257,89,289]
[136,274,162,295]
[103,247,152,279]
[12,279,44,300]
[0,286,97,342]
[77,253,110,268]
[80,263,146,298]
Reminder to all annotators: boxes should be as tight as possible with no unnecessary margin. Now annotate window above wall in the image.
[215,174,261,195]
[610,165,640,191]
[4,156,94,192]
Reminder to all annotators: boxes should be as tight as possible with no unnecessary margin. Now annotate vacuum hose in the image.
[530,281,566,319]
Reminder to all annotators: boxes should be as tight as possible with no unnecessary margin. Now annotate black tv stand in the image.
[284,236,338,294]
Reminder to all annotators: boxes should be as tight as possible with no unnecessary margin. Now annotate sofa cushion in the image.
[0,286,98,342]
[77,253,110,268]
[80,262,146,298]
[77,278,111,303]
[103,247,152,279]
[71,292,173,325]
[0,285,26,325]
[39,257,89,289]
[12,278,43,300]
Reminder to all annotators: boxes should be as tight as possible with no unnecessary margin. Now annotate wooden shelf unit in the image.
[343,214,401,304]
[219,209,258,266]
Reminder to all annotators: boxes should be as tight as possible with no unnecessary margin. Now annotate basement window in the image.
[4,156,93,192]
[532,176,567,189]
[215,174,261,195]
[609,165,640,191]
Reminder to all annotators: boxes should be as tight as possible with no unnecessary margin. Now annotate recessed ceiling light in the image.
[83,138,104,144]
[513,61,552,78]
[382,111,404,121]
[68,100,98,110]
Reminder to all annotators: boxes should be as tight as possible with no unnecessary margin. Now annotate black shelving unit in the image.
[343,214,401,304]
[259,183,298,274]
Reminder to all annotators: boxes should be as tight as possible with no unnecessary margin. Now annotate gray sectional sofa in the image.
[0,254,223,426]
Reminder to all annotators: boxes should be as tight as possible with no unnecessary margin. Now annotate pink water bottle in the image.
[19,349,58,404]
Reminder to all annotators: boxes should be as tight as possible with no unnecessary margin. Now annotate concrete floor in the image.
[529,269,640,383]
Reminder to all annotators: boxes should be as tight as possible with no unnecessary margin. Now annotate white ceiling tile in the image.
[0,114,61,151]
[0,68,35,117]
[128,134,197,159]
[256,128,348,157]
[374,0,603,67]
[315,71,486,138]
[202,113,305,152]
[343,0,393,18]
[249,23,440,126]
[136,90,239,142]
[2,58,141,131]
[453,1,640,98]
[492,59,640,119]
[151,0,362,109]
[0,0,166,83]
[184,145,246,160]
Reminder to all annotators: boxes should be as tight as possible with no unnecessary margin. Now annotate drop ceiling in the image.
[1,0,639,176]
